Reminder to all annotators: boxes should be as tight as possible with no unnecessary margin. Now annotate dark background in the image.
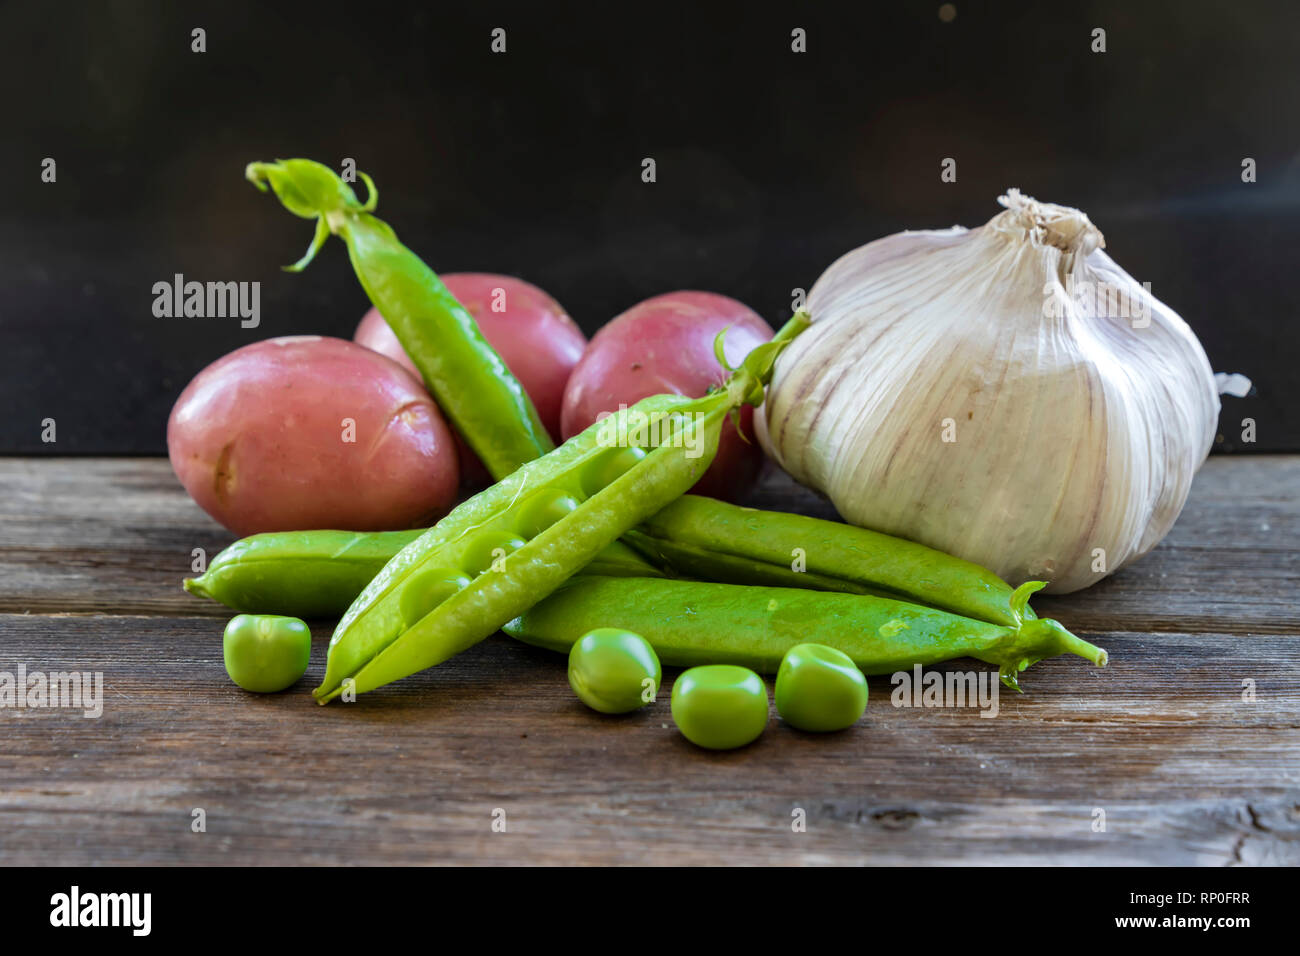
[2,0,1296,453]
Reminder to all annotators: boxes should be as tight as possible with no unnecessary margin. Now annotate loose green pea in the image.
[568,628,661,714]
[670,665,768,750]
[223,614,311,693]
[774,643,868,732]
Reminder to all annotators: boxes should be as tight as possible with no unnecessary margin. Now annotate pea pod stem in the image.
[504,576,1107,690]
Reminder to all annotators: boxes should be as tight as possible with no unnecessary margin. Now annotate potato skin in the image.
[168,336,458,536]
[355,273,586,478]
[560,291,774,501]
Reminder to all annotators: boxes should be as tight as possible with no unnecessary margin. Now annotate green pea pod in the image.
[246,159,552,480]
[622,528,897,595]
[314,316,808,702]
[627,497,1036,627]
[581,539,670,579]
[504,576,1107,690]
[184,530,660,619]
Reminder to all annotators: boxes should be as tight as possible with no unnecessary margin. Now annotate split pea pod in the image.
[314,317,808,702]
[504,576,1107,690]
[246,159,551,480]
[625,496,1035,627]
[185,531,659,619]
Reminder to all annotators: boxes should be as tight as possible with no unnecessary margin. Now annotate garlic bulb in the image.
[758,190,1219,593]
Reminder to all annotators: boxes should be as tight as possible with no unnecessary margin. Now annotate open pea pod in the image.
[316,392,699,698]
[314,314,809,702]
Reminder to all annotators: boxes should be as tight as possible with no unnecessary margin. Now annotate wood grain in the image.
[0,457,1297,865]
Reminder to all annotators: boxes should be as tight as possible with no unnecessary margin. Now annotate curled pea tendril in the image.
[710,311,811,409]
[245,160,379,273]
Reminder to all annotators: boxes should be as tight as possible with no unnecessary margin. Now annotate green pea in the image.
[515,492,581,537]
[583,446,648,496]
[399,568,473,628]
[460,533,527,576]
[568,628,661,714]
[223,614,311,693]
[774,643,868,732]
[670,665,769,750]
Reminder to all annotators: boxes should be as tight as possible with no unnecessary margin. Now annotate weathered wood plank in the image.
[1,457,1296,633]
[1,456,1297,864]
[1,611,1296,865]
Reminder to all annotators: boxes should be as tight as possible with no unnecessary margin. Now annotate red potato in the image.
[561,291,774,501]
[355,273,587,484]
[168,336,458,536]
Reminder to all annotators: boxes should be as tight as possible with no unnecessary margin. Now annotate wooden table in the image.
[2,456,1297,865]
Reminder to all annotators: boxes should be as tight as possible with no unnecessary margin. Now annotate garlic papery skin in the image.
[757,190,1220,593]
